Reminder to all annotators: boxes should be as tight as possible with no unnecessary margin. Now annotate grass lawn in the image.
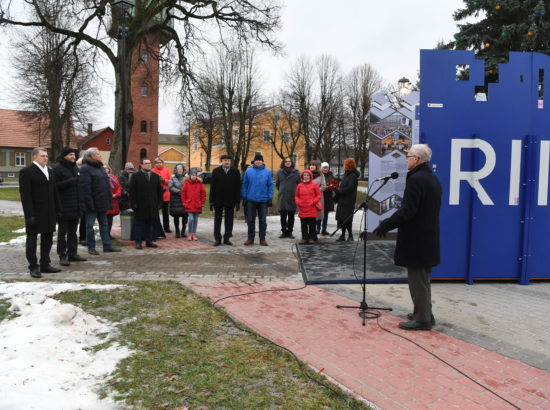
[55,281,369,409]
[0,187,20,202]
[0,215,25,242]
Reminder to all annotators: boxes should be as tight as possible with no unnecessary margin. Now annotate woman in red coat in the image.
[294,170,322,244]
[181,170,206,241]
[104,164,122,238]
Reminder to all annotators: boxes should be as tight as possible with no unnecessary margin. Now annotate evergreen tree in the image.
[447,0,550,81]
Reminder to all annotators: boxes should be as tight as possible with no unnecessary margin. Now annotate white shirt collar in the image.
[33,161,49,180]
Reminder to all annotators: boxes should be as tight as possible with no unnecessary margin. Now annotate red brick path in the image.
[189,280,550,409]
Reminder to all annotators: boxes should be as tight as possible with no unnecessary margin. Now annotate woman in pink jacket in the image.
[294,170,322,244]
[181,170,206,241]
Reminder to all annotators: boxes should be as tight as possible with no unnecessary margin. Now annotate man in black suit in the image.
[129,157,163,249]
[374,144,442,331]
[210,154,241,246]
[19,147,62,278]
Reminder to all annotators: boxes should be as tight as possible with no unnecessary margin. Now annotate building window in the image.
[141,83,148,97]
[140,50,148,63]
[15,152,25,167]
[140,120,147,133]
[282,132,290,144]
[106,137,111,146]
[194,132,199,151]
[140,148,147,159]
[274,112,281,121]
[263,130,271,142]
[7,173,15,178]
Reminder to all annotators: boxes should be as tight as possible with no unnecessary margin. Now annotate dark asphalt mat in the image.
[296,241,407,284]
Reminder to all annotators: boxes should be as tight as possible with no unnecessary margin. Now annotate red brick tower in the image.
[126,33,160,167]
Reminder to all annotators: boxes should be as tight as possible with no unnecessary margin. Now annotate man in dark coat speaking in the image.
[374,144,442,331]
[19,147,62,278]
[209,154,241,246]
[129,157,163,249]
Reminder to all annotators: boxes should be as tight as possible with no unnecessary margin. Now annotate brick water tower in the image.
[110,5,172,168]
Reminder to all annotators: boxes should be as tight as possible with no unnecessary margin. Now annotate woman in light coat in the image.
[308,160,326,236]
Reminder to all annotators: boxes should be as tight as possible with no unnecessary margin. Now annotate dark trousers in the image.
[79,214,86,241]
[321,211,330,232]
[134,218,154,244]
[214,205,234,241]
[279,211,295,234]
[173,214,188,236]
[300,217,317,240]
[161,201,170,230]
[338,218,353,236]
[57,218,79,258]
[26,232,53,269]
[407,267,433,324]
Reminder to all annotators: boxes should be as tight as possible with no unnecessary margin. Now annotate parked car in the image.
[197,171,213,184]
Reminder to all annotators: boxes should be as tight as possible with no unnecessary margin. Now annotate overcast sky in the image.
[0,0,466,135]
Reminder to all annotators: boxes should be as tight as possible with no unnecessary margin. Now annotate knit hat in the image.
[124,162,135,170]
[220,154,232,160]
[189,168,198,176]
[253,153,264,162]
[60,147,77,157]
[321,162,329,169]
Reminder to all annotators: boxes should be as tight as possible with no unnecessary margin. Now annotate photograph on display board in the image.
[367,194,403,216]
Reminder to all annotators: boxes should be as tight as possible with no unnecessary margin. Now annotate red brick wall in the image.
[82,128,115,151]
[126,33,160,167]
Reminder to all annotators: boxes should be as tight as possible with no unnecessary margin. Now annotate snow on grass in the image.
[0,282,132,409]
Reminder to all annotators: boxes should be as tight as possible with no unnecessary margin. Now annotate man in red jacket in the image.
[152,157,172,233]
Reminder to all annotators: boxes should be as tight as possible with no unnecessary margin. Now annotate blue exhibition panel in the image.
[420,50,550,283]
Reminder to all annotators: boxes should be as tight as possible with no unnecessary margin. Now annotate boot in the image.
[337,233,346,241]
[181,224,187,238]
[175,225,181,238]
[279,230,287,239]
[347,234,354,241]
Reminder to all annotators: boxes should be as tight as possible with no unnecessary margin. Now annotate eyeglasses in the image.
[406,155,417,159]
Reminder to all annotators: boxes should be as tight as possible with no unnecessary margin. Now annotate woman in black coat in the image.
[168,163,187,238]
[320,162,337,235]
[335,158,359,241]
[275,157,300,238]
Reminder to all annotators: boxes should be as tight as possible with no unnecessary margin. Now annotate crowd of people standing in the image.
[19,146,362,278]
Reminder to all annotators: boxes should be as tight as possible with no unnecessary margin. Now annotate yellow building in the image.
[189,106,306,172]
[157,133,188,169]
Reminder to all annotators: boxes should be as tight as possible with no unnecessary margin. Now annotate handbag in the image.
[315,201,323,211]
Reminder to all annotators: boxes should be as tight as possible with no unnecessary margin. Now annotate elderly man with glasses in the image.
[374,144,442,331]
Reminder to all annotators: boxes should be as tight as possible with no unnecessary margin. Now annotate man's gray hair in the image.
[84,147,99,160]
[31,147,48,157]
[409,144,432,163]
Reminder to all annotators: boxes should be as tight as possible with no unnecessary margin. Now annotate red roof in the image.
[0,108,53,148]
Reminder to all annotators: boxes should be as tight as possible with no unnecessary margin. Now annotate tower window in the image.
[140,120,147,133]
[140,148,147,159]
[140,50,148,63]
[106,137,111,145]
[141,83,148,97]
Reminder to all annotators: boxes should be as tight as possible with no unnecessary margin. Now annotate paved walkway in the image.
[190,280,550,410]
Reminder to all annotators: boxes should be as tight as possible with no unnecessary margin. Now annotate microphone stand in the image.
[332,178,393,326]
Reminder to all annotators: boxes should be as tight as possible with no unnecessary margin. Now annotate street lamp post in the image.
[113,0,134,168]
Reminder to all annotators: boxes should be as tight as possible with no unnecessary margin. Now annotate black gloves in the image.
[210,204,214,212]
[373,220,391,238]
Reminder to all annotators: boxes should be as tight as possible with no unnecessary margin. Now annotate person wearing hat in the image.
[210,154,241,246]
[241,153,274,246]
[118,161,135,211]
[52,146,87,266]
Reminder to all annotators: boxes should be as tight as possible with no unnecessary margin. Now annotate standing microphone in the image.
[375,172,399,182]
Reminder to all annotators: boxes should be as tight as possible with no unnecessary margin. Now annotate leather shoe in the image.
[136,243,143,249]
[398,320,432,331]
[321,231,330,236]
[244,240,254,246]
[104,247,121,252]
[223,239,233,246]
[59,256,70,266]
[164,229,172,233]
[68,254,87,262]
[79,240,87,246]
[214,240,222,246]
[88,249,100,255]
[407,313,436,326]
[287,233,295,239]
[336,235,345,241]
[145,242,158,248]
[259,240,268,246]
[30,268,42,278]
[41,265,61,274]
[279,233,287,238]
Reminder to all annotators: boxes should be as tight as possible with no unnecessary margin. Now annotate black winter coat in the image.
[209,166,241,207]
[129,170,163,220]
[322,171,335,213]
[79,160,113,213]
[52,157,81,220]
[378,163,442,268]
[335,169,359,222]
[276,167,300,212]
[118,170,132,211]
[19,164,61,234]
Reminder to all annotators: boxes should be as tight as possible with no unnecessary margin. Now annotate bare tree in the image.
[0,0,281,171]
[311,54,342,162]
[283,56,314,165]
[345,63,383,178]
[10,6,96,160]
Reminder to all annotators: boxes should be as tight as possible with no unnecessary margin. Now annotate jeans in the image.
[214,205,234,241]
[57,218,79,257]
[188,212,199,233]
[246,201,268,241]
[85,211,112,250]
[322,211,330,232]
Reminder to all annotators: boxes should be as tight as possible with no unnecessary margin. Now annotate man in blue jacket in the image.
[242,153,273,246]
